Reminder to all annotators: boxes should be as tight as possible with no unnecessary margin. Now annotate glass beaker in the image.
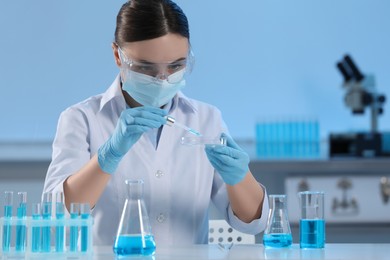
[113,179,156,257]
[263,194,292,248]
[298,191,325,249]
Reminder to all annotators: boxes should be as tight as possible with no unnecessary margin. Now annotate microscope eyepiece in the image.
[336,62,352,82]
[343,54,365,82]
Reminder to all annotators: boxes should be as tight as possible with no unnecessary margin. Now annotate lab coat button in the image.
[157,213,165,223]
[155,170,164,178]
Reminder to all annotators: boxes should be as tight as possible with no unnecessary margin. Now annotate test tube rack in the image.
[255,118,321,159]
[0,216,93,258]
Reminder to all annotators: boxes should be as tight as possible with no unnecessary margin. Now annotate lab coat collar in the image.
[99,74,126,113]
[99,74,197,114]
[174,91,198,113]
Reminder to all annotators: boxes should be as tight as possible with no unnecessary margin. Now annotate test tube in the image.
[16,192,27,252]
[41,192,52,252]
[31,203,41,252]
[2,191,13,252]
[70,203,80,252]
[55,192,65,252]
[80,203,91,252]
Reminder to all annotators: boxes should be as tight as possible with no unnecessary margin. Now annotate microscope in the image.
[330,54,388,157]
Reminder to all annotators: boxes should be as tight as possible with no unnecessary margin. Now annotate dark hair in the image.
[115,0,189,46]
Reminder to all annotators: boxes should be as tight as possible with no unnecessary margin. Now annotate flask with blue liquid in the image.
[113,179,156,257]
[263,194,293,248]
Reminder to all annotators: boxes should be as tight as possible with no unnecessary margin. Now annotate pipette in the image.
[165,116,202,136]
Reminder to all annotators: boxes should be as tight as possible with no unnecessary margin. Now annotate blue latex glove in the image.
[98,106,167,174]
[205,133,250,186]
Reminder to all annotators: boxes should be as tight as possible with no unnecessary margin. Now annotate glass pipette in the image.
[165,116,202,136]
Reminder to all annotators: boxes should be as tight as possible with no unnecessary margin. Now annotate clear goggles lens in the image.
[118,47,192,84]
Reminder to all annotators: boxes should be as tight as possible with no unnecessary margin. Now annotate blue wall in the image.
[1,0,389,142]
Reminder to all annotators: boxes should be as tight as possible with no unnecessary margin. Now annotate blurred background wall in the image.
[1,0,389,244]
[1,0,389,144]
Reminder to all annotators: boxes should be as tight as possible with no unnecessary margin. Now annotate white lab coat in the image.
[43,75,269,246]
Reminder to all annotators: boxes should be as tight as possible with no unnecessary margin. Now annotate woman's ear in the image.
[112,43,122,67]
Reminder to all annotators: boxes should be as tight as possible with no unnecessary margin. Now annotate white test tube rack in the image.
[0,216,93,258]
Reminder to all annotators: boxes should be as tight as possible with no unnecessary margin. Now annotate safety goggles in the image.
[117,46,194,84]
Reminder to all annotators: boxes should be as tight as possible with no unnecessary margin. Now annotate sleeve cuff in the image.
[227,183,269,235]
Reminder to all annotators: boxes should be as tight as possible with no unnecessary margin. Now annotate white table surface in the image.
[91,244,390,260]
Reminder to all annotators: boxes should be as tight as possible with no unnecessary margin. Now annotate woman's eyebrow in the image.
[137,57,187,64]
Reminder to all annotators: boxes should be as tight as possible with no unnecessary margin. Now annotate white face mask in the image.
[121,69,186,107]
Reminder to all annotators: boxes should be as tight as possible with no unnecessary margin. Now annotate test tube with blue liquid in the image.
[31,203,41,252]
[55,192,65,252]
[80,203,91,252]
[41,192,52,252]
[16,192,27,252]
[2,191,13,252]
[70,203,80,252]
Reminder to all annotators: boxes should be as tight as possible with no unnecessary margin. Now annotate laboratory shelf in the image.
[250,158,390,175]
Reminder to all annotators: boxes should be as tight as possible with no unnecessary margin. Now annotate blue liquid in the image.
[56,213,65,252]
[113,234,156,256]
[32,215,41,252]
[188,128,202,136]
[42,202,52,252]
[70,213,79,252]
[263,233,293,248]
[41,218,51,251]
[16,204,27,252]
[80,213,89,252]
[2,205,12,252]
[300,219,325,248]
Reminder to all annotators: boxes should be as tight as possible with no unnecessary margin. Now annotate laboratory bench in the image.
[1,153,390,244]
[60,243,390,259]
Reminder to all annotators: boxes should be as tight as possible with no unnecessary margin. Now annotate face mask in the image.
[121,69,186,107]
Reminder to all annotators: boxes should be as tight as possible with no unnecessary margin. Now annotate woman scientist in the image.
[43,0,269,246]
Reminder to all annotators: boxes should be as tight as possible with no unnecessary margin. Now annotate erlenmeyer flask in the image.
[263,194,292,248]
[113,179,156,257]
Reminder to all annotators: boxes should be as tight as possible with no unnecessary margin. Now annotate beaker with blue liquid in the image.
[263,194,293,248]
[299,191,325,249]
[113,179,156,257]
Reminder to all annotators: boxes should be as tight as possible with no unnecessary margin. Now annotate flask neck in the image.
[126,180,144,200]
[269,196,287,211]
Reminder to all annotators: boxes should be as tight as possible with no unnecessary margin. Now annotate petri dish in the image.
[181,136,227,146]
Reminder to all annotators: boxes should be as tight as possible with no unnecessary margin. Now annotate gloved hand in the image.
[98,106,167,174]
[205,133,250,186]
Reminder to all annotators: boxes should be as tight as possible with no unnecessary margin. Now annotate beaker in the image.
[298,191,325,249]
[263,194,292,248]
[113,179,156,257]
